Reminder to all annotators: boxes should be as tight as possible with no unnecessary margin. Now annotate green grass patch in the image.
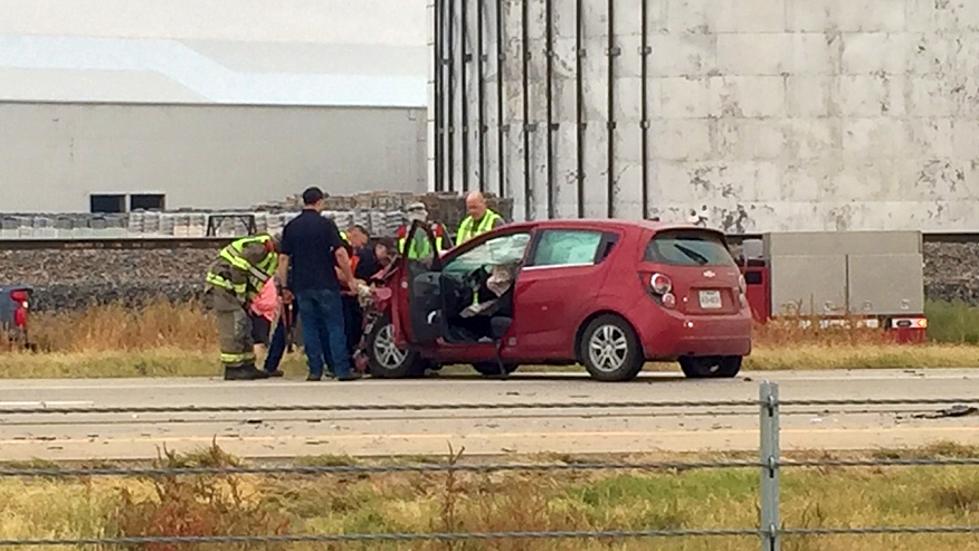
[927,300,979,344]
[5,445,979,551]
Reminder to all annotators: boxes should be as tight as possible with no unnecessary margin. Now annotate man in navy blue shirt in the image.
[277,187,360,381]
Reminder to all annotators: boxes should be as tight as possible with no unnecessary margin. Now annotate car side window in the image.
[531,230,604,267]
[443,232,532,275]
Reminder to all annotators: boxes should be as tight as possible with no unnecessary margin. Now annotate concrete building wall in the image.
[435,0,979,232]
[0,102,427,213]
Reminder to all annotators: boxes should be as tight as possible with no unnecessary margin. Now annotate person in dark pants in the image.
[249,288,292,375]
[277,187,360,382]
[341,225,381,354]
[263,318,287,372]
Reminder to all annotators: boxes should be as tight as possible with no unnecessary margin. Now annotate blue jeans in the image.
[295,288,351,378]
[263,320,286,373]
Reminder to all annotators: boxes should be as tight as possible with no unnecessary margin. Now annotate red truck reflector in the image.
[890,318,927,329]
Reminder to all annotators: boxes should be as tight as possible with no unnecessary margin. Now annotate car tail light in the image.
[650,273,672,295]
[738,275,748,309]
[648,273,676,310]
[13,308,27,327]
[9,289,29,328]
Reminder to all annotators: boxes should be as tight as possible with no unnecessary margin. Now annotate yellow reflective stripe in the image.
[231,235,269,251]
[220,352,256,364]
[206,273,234,290]
[398,237,407,253]
[220,247,252,270]
[206,273,247,296]
[220,247,272,284]
[257,254,277,272]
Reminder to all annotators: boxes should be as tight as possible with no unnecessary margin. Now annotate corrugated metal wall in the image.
[430,0,979,232]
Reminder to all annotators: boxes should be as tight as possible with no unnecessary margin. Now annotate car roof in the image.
[498,219,725,235]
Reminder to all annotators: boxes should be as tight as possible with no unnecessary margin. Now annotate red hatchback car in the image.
[364,219,752,382]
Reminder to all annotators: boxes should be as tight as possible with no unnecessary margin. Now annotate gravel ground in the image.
[0,249,211,311]
[1,243,977,311]
[923,242,979,304]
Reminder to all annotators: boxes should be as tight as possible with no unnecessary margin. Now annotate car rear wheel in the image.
[679,356,742,379]
[579,315,644,382]
[366,316,426,378]
[472,362,519,377]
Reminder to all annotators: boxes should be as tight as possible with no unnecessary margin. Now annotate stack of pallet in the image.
[0,193,514,240]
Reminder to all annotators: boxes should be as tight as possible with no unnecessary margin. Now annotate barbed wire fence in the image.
[0,383,976,550]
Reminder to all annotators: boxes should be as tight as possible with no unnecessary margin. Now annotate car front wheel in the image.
[679,356,742,379]
[366,316,425,378]
[579,315,644,382]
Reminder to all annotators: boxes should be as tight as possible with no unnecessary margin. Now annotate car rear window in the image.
[645,230,736,267]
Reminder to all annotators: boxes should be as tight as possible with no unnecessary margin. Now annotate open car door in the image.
[403,220,443,346]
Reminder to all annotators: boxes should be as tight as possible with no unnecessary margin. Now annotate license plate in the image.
[699,290,722,309]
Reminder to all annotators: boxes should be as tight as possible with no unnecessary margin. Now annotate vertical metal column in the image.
[521,0,531,220]
[477,0,486,193]
[434,0,444,192]
[606,0,617,219]
[447,0,456,192]
[545,0,555,219]
[495,0,505,199]
[640,0,650,219]
[575,0,585,218]
[461,0,470,192]
[759,381,781,551]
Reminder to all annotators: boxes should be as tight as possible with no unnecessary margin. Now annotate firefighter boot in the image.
[224,365,245,380]
[239,363,271,380]
[224,364,270,381]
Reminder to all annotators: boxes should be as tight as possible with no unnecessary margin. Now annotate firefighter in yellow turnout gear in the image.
[205,234,280,380]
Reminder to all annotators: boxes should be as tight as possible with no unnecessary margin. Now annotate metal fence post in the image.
[759,381,781,551]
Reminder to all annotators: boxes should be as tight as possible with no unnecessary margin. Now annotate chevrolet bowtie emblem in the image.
[704,270,716,278]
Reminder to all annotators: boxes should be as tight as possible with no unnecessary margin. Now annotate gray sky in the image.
[0,0,430,105]
[0,0,428,45]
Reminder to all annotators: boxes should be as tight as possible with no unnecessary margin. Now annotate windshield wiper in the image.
[673,243,711,265]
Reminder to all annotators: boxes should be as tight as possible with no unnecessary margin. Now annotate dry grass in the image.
[3,445,979,550]
[2,300,979,378]
[28,301,216,353]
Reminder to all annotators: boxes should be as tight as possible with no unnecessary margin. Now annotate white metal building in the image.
[0,0,431,213]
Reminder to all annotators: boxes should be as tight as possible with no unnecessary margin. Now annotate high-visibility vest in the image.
[397,224,445,259]
[205,235,278,301]
[336,231,363,287]
[457,209,503,245]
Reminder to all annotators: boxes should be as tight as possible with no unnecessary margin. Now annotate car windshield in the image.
[444,232,531,274]
[645,230,735,267]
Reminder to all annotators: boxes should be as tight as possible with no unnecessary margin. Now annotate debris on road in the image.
[912,405,978,419]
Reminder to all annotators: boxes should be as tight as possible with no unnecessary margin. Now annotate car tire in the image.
[579,315,645,382]
[366,316,426,378]
[472,362,519,377]
[679,356,742,379]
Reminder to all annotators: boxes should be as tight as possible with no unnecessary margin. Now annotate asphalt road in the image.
[0,369,977,461]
